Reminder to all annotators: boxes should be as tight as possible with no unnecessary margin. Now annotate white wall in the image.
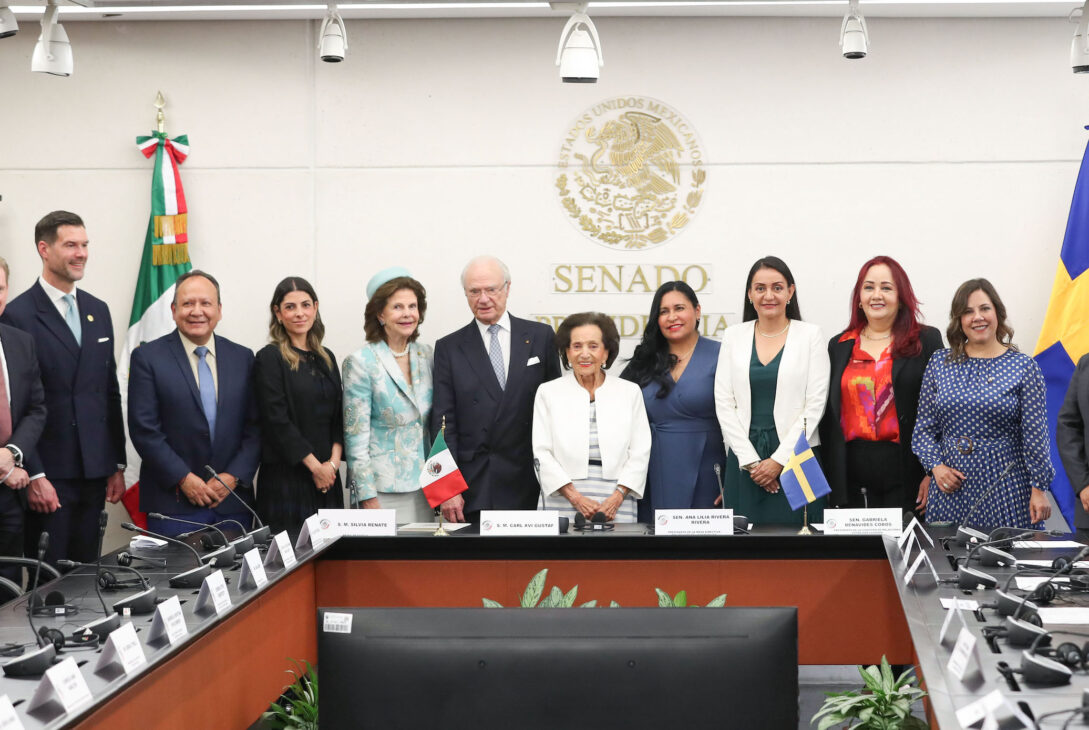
[0,14,1084,543]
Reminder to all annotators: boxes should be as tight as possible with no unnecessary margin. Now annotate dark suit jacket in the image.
[819,325,944,508]
[128,330,260,517]
[1057,353,1089,529]
[0,281,125,479]
[0,323,47,489]
[430,315,561,513]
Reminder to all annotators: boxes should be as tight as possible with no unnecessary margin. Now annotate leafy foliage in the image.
[262,658,318,730]
[483,569,725,609]
[811,657,928,730]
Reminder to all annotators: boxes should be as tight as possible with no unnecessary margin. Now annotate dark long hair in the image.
[268,276,331,372]
[741,256,801,322]
[844,255,924,358]
[945,278,1016,362]
[621,281,700,398]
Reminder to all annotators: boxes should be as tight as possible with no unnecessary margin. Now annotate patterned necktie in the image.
[488,324,506,389]
[0,361,11,446]
[63,293,81,346]
[195,346,217,439]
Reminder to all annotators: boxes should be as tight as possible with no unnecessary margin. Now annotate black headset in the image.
[98,570,148,592]
[116,551,166,568]
[27,589,78,617]
[36,625,99,653]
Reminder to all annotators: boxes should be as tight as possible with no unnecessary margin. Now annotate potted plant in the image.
[261,658,318,730]
[811,656,928,730]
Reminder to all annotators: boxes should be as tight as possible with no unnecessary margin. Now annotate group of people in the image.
[0,210,1079,580]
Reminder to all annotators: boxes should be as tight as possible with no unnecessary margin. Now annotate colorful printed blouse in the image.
[839,330,900,443]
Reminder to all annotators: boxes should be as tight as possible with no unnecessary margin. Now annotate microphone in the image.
[963,530,1035,568]
[203,466,271,545]
[211,519,255,553]
[953,461,1016,546]
[147,513,237,566]
[2,533,56,676]
[860,487,869,509]
[1013,546,1089,622]
[76,511,121,639]
[57,560,158,616]
[714,464,725,509]
[121,522,213,588]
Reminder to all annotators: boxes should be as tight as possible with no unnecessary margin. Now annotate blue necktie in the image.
[62,293,81,345]
[195,346,217,439]
[488,324,506,389]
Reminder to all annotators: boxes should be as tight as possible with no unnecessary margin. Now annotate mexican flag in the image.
[419,430,469,508]
[118,130,194,515]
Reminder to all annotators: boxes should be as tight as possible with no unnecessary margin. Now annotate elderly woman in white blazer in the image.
[714,257,829,525]
[533,312,651,523]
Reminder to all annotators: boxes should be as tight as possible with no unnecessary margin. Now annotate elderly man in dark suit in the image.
[1057,354,1089,533]
[0,257,47,582]
[431,255,561,523]
[128,270,260,537]
[1,212,126,566]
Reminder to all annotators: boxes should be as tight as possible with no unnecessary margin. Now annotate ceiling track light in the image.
[839,0,868,60]
[0,7,17,39]
[1072,2,1089,74]
[31,3,72,77]
[318,3,346,63]
[555,4,603,84]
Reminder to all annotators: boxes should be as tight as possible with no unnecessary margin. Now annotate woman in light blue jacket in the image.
[342,267,435,523]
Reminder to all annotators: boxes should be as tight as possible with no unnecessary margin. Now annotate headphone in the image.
[27,590,78,617]
[116,551,166,568]
[36,626,98,653]
[1037,641,1089,669]
[98,570,147,592]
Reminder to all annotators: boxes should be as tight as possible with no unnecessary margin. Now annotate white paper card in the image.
[903,551,926,586]
[129,535,167,549]
[654,509,734,536]
[822,508,901,535]
[1017,559,1089,569]
[896,518,919,550]
[240,548,268,590]
[1037,607,1089,625]
[317,508,396,537]
[948,626,979,681]
[26,657,92,714]
[0,695,25,730]
[323,612,353,634]
[95,621,146,676]
[295,513,332,552]
[195,570,232,616]
[264,531,297,570]
[1015,576,1070,590]
[940,598,980,610]
[955,689,1005,727]
[939,601,963,644]
[901,531,918,565]
[480,510,559,536]
[149,595,188,646]
[1013,540,1082,549]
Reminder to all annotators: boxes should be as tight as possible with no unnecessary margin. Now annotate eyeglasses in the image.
[466,284,507,300]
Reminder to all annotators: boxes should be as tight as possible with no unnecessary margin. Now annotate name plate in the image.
[239,548,268,590]
[948,626,980,681]
[654,509,734,536]
[822,508,901,535]
[195,569,232,617]
[318,508,396,536]
[27,657,92,714]
[0,695,23,730]
[95,621,147,677]
[264,531,297,571]
[480,511,559,536]
[295,513,335,552]
[149,595,188,646]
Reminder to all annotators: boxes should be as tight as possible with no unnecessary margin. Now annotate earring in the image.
[379,319,385,326]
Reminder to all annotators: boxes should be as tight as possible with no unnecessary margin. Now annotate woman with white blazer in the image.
[714,257,830,525]
[533,312,651,523]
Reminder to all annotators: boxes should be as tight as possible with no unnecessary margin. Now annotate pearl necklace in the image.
[389,344,409,358]
[756,322,789,338]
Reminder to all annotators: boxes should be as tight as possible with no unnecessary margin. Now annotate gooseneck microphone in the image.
[203,466,271,545]
[72,511,122,639]
[1012,545,1089,623]
[713,464,725,509]
[953,461,1016,547]
[56,560,157,616]
[121,522,213,588]
[3,533,57,677]
[147,513,237,565]
[212,519,255,553]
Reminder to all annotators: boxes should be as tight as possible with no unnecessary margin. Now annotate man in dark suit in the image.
[431,255,561,523]
[1,212,126,565]
[0,257,47,582]
[1057,353,1089,533]
[128,270,260,538]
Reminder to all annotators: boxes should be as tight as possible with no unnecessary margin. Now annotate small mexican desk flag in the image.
[419,430,469,508]
[780,432,831,511]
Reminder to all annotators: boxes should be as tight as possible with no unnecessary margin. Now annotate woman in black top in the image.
[254,276,344,537]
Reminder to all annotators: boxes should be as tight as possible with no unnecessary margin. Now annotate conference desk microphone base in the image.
[169,564,213,589]
[1,643,55,677]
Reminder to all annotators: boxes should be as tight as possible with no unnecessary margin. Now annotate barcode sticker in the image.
[323,612,352,634]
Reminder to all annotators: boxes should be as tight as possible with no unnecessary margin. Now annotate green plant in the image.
[811,657,928,730]
[261,658,318,730]
[482,568,726,608]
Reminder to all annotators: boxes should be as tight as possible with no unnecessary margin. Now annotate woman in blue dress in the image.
[912,278,1054,530]
[621,282,726,522]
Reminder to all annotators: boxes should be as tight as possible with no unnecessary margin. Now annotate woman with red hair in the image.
[819,256,943,513]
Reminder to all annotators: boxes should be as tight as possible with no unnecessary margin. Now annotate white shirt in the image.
[0,333,28,473]
[178,331,218,397]
[475,311,511,379]
[38,275,78,322]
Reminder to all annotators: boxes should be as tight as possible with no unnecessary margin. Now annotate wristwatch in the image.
[4,445,22,467]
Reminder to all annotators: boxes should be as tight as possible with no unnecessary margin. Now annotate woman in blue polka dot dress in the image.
[912,279,1054,530]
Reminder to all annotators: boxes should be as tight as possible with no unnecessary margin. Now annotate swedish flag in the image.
[780,432,832,511]
[1033,130,1089,530]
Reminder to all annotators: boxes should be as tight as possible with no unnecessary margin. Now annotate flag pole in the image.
[433,416,449,537]
[797,417,812,535]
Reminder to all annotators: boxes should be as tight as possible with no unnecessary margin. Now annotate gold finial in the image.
[155,91,166,134]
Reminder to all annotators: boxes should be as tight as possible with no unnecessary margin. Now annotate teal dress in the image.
[724,343,826,525]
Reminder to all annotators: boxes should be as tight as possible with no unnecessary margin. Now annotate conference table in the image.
[0,521,1082,728]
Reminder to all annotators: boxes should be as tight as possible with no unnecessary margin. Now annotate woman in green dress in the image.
[713,256,830,525]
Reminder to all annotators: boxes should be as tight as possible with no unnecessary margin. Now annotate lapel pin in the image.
[525,339,530,344]
[86,314,94,322]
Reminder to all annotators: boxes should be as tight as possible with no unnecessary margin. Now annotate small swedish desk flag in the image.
[1033,130,1089,530]
[780,433,832,511]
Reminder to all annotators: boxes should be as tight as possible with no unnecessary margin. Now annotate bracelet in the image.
[0,466,14,484]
